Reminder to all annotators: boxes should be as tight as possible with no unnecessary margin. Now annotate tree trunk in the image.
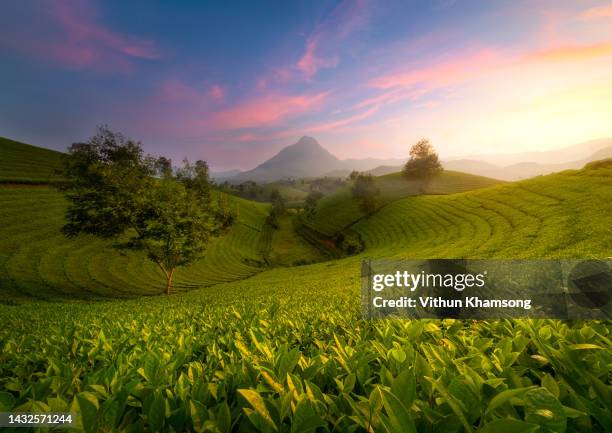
[164,269,174,295]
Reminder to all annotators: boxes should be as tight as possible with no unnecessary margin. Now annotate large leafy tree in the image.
[402,138,443,181]
[60,126,234,295]
[351,172,379,215]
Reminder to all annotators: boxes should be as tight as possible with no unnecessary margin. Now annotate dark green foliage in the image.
[265,188,287,230]
[351,173,379,215]
[59,126,234,294]
[270,189,286,216]
[584,158,612,170]
[304,190,323,214]
[402,138,443,180]
[334,230,363,255]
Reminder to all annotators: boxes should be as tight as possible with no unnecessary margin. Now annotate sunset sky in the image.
[1,0,611,170]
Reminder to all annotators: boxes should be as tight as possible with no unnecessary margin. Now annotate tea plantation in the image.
[0,137,64,184]
[0,150,611,432]
[0,187,269,302]
[303,171,502,236]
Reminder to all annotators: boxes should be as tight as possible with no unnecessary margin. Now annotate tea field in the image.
[0,162,611,432]
[303,171,501,236]
[0,137,64,184]
[0,186,269,302]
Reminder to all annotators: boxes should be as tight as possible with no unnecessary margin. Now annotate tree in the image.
[59,126,234,295]
[304,189,324,214]
[269,189,285,217]
[402,139,443,181]
[351,173,379,215]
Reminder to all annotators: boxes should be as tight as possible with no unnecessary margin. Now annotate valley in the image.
[1,136,611,432]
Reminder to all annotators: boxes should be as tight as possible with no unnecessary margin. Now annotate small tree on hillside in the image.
[402,139,443,185]
[351,173,379,215]
[304,189,324,215]
[270,189,285,216]
[60,126,234,295]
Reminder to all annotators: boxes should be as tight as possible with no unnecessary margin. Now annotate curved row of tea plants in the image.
[0,136,64,184]
[305,171,502,237]
[354,166,612,259]
[0,186,269,302]
[1,262,610,432]
[0,165,610,432]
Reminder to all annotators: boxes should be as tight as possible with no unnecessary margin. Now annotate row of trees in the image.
[60,127,235,294]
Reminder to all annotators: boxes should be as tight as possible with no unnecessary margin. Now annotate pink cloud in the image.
[159,79,202,103]
[209,92,329,129]
[577,5,612,21]
[209,84,225,101]
[526,41,612,62]
[6,0,160,72]
[370,48,504,90]
[295,0,368,79]
[305,104,380,133]
[296,40,340,78]
[157,79,225,105]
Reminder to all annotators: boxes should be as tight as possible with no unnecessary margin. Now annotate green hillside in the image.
[354,165,612,259]
[0,187,269,302]
[304,170,502,236]
[1,156,611,431]
[0,136,64,183]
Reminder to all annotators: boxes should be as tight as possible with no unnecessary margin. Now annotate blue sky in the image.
[1,0,611,170]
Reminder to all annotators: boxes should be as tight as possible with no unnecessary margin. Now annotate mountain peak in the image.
[231,136,341,182]
[294,136,320,147]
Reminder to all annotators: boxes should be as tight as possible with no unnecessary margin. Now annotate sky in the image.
[1,0,611,170]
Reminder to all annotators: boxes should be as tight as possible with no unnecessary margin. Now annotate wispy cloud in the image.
[370,48,503,90]
[2,0,160,72]
[296,40,340,78]
[209,91,329,129]
[526,41,612,62]
[295,0,369,79]
[577,5,612,21]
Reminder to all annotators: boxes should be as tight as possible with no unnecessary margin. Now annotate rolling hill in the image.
[354,162,612,259]
[0,186,269,303]
[303,170,502,236]
[368,140,612,181]
[1,145,610,431]
[0,136,64,183]
[222,136,612,183]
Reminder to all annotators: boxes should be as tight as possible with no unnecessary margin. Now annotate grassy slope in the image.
[268,214,325,266]
[0,187,269,302]
[354,166,612,259]
[305,170,502,236]
[0,136,64,183]
[0,165,610,431]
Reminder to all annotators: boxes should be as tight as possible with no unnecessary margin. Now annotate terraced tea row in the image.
[0,187,269,302]
[1,165,611,431]
[354,166,612,259]
[0,137,64,183]
[1,242,610,432]
[305,170,502,236]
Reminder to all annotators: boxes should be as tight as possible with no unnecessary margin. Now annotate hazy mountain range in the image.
[212,137,612,183]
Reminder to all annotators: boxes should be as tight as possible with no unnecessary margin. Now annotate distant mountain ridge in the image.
[368,142,612,181]
[4,133,610,184]
[221,136,612,183]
